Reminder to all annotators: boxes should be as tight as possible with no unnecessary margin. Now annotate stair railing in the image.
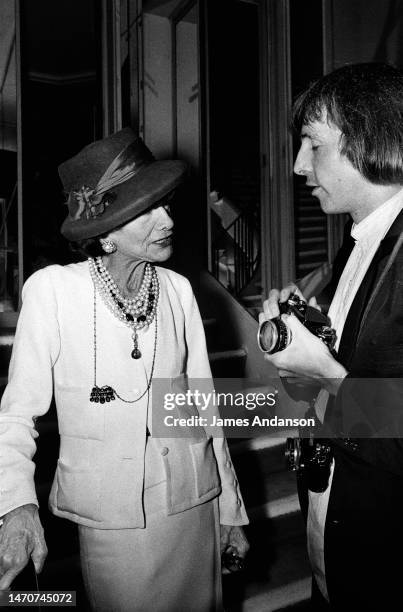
[212,208,259,296]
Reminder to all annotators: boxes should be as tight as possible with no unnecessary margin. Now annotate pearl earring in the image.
[101,239,117,254]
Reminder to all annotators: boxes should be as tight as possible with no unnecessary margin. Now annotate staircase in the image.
[0,272,312,611]
[210,192,260,301]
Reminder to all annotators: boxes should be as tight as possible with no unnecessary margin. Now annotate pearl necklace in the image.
[88,257,159,359]
[88,258,159,404]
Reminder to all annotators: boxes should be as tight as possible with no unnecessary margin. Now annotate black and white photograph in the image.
[0,1,403,610]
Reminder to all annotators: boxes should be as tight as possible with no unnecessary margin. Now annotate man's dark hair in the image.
[292,63,403,185]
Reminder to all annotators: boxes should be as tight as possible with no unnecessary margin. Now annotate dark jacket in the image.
[301,210,403,610]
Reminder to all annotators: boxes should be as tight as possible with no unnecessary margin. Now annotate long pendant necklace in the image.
[89,256,159,359]
[88,258,158,404]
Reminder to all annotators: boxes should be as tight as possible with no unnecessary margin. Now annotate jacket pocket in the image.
[56,459,101,521]
[190,437,220,498]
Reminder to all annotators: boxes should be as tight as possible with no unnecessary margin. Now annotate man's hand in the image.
[261,287,347,395]
[220,525,249,574]
[261,285,320,321]
[262,285,305,319]
[0,504,47,590]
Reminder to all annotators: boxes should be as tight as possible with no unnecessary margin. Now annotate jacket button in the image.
[236,498,242,506]
[226,460,231,468]
[161,447,169,456]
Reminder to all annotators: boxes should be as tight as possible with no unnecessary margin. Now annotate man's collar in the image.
[350,186,403,243]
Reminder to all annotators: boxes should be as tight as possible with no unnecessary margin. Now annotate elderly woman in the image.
[0,128,248,611]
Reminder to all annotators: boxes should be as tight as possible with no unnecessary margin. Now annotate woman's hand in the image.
[0,504,47,590]
[220,525,249,575]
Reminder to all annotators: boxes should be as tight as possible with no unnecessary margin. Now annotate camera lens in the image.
[257,318,291,354]
[257,320,277,352]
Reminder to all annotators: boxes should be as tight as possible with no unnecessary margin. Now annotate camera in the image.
[285,436,332,493]
[257,293,336,355]
[256,292,335,492]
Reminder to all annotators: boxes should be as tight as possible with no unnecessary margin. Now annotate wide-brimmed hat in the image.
[59,127,187,240]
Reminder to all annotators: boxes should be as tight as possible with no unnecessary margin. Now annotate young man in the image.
[261,63,403,610]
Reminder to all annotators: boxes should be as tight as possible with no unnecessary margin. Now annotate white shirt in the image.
[307,187,403,600]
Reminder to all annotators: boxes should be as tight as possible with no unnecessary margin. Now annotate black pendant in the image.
[90,385,116,403]
[131,348,142,359]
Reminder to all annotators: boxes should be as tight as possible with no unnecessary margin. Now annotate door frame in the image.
[202,0,269,281]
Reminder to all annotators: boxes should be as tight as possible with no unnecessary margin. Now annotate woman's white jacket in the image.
[0,262,248,528]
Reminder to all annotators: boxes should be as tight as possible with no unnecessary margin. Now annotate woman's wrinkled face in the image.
[106,203,174,263]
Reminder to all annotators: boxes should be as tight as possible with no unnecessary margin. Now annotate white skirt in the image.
[78,439,222,612]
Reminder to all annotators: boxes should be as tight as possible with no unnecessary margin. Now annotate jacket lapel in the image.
[337,209,403,368]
